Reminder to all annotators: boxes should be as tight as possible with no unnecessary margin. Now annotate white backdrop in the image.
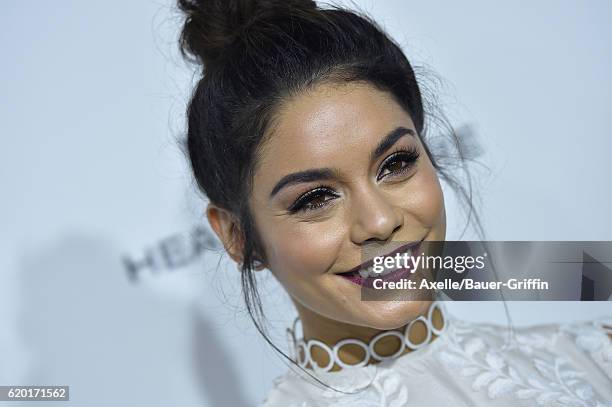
[1,0,610,405]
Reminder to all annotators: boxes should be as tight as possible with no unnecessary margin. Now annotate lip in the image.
[338,239,425,288]
[338,238,425,276]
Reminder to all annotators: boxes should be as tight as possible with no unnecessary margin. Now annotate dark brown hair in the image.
[177,0,484,390]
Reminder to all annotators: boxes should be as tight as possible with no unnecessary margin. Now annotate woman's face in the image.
[249,81,446,330]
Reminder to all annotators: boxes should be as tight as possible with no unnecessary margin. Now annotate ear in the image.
[206,204,269,271]
[206,203,245,265]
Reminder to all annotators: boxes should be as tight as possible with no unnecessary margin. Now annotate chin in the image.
[358,299,433,330]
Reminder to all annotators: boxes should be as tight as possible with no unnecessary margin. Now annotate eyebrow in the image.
[269,126,415,198]
[269,168,336,198]
[371,126,415,162]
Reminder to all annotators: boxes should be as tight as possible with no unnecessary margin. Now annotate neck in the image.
[291,300,446,372]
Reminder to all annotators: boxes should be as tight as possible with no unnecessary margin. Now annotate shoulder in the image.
[442,314,612,364]
[261,365,382,406]
[261,316,612,406]
[434,315,612,405]
[261,370,321,407]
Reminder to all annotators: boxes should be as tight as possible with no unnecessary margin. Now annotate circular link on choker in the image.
[369,330,406,361]
[429,301,447,336]
[296,341,309,369]
[333,339,369,369]
[306,339,335,372]
[404,315,431,350]
[288,300,447,372]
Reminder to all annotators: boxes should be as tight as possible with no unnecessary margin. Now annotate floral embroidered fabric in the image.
[263,312,612,406]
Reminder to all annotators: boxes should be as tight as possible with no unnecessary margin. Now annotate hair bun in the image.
[178,0,317,67]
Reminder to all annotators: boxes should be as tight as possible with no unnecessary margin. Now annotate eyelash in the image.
[376,146,420,181]
[288,186,339,214]
[287,146,421,214]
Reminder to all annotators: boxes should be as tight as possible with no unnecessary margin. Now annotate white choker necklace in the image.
[287,301,448,372]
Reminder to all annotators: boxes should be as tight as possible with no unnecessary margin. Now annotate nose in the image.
[348,185,403,244]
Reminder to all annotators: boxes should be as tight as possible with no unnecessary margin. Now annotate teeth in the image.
[356,248,413,278]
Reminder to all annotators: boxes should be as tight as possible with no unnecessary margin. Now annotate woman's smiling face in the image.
[249,81,446,330]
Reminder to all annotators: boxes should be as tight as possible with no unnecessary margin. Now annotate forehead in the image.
[255,82,414,182]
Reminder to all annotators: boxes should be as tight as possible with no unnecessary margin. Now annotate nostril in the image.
[392,223,402,234]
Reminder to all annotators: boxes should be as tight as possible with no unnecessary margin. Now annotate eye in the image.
[377,147,420,181]
[288,186,339,214]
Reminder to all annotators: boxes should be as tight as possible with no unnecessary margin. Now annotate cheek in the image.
[257,218,345,287]
[397,164,446,229]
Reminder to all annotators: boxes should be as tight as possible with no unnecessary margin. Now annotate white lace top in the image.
[263,314,612,406]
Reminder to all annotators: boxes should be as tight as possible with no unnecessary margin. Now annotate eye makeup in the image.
[287,185,339,214]
[286,144,421,215]
[376,145,420,182]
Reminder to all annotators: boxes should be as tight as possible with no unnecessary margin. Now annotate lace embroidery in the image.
[319,369,409,407]
[438,320,611,406]
[560,317,612,366]
[272,370,408,407]
[266,317,612,407]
